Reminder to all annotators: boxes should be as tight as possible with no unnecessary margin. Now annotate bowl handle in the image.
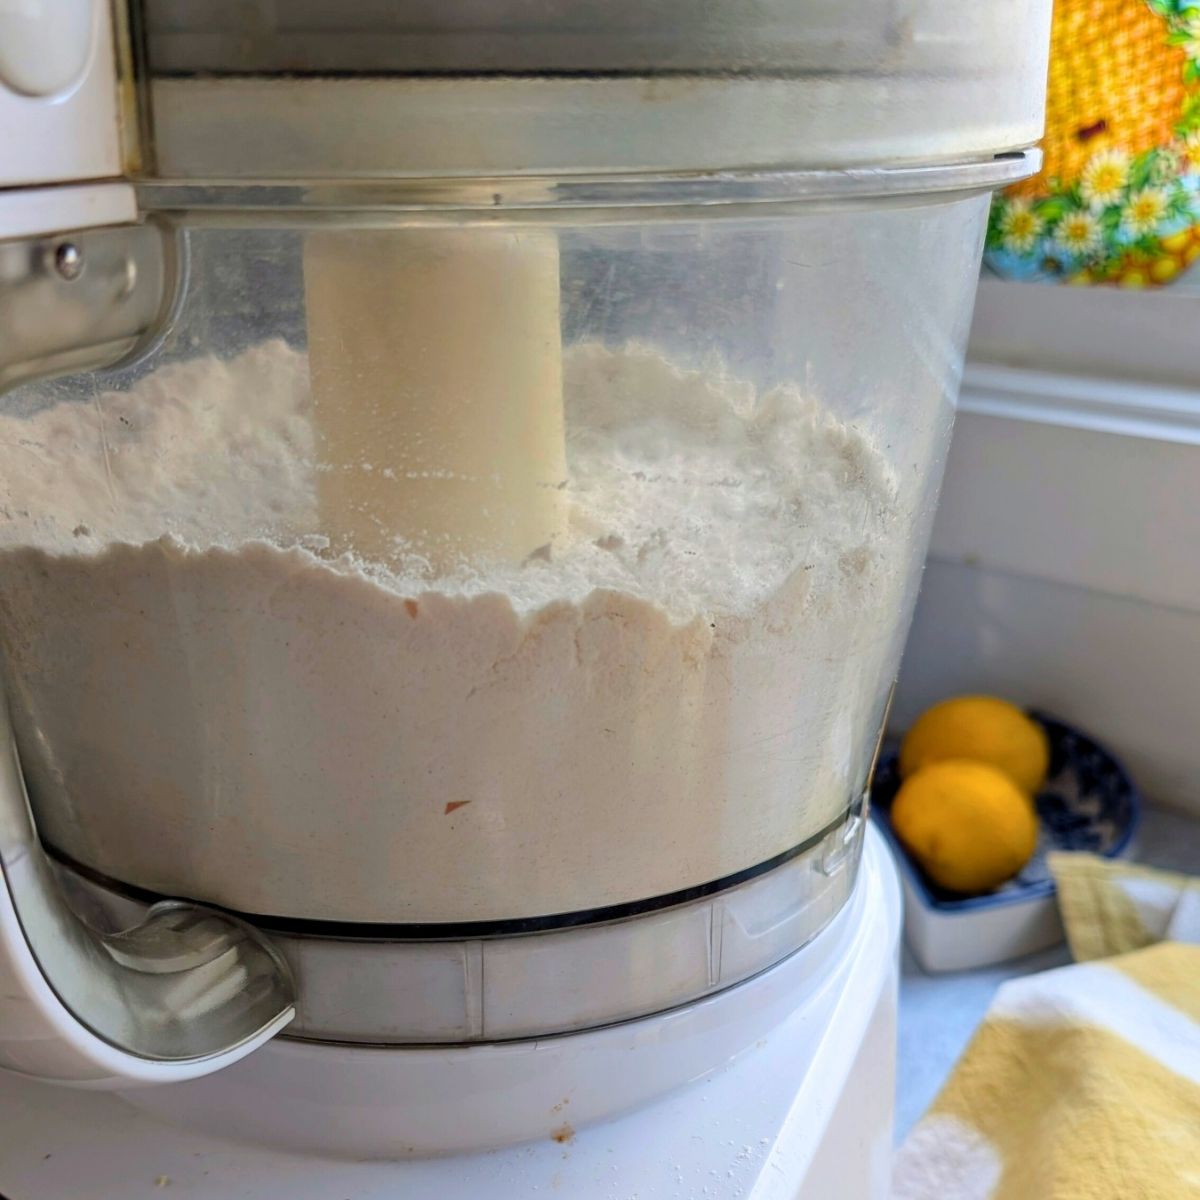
[0,695,295,1087]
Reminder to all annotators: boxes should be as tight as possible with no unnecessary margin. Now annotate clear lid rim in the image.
[138,150,1040,220]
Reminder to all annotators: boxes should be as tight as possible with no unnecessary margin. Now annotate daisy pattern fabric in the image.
[893,854,1200,1200]
[986,0,1200,287]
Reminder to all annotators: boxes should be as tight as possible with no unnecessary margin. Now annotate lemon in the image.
[899,695,1050,795]
[891,760,1039,893]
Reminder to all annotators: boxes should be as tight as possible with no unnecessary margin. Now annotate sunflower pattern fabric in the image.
[892,853,1200,1199]
[986,0,1200,287]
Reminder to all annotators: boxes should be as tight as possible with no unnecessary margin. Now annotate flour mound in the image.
[0,339,896,624]
[0,342,315,550]
[0,340,910,922]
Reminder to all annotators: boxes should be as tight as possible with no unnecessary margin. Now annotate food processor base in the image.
[0,829,899,1198]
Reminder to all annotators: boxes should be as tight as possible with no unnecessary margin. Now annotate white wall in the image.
[894,406,1200,816]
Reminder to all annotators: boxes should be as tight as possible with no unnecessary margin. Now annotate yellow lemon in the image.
[899,695,1050,795]
[891,760,1039,893]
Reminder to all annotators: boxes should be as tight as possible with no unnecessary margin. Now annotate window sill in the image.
[960,362,1200,447]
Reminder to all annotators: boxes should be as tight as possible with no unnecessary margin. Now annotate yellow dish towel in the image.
[1050,852,1200,961]
[893,854,1200,1200]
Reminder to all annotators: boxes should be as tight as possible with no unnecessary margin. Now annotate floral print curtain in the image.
[985,0,1200,288]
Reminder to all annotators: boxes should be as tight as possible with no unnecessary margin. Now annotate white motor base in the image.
[0,828,900,1198]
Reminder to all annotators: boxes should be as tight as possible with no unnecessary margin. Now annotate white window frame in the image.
[962,277,1200,445]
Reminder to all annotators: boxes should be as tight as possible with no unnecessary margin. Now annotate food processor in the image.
[0,2,1051,1195]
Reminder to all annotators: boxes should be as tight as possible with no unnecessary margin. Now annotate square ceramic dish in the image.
[870,713,1141,972]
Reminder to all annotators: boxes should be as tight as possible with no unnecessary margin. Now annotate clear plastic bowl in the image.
[0,187,990,923]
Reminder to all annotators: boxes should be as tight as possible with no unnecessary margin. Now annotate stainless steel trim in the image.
[60,807,864,1045]
[136,152,1041,221]
[0,693,295,1063]
[145,68,1050,182]
[135,0,1025,76]
[0,222,175,395]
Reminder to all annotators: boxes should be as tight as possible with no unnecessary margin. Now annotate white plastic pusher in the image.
[303,227,568,569]
[0,693,295,1088]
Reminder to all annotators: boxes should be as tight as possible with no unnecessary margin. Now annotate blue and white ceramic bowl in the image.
[870,713,1141,972]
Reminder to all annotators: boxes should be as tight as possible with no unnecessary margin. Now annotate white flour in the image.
[0,340,910,922]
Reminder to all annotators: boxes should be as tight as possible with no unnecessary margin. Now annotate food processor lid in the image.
[135,0,1053,180]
